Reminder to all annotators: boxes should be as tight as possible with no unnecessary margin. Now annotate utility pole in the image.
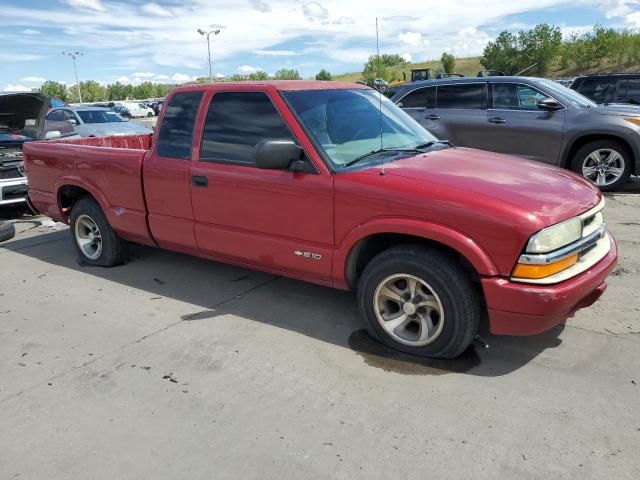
[197,29,221,82]
[62,51,83,103]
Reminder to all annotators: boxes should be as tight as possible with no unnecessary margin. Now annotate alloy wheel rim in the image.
[582,149,625,187]
[75,214,102,260]
[373,273,445,347]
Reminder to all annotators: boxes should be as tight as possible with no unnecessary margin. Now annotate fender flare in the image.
[333,218,499,289]
[53,175,112,219]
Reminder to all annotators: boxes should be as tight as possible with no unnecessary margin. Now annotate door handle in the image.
[425,114,441,120]
[191,174,208,188]
[488,117,506,124]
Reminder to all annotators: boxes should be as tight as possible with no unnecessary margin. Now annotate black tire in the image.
[357,245,481,359]
[147,112,153,117]
[69,196,128,266]
[0,221,16,242]
[570,140,632,192]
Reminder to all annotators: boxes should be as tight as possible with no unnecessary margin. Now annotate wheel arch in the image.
[561,133,637,173]
[334,219,499,290]
[55,177,111,222]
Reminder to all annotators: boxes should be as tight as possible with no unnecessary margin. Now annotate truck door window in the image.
[398,87,435,108]
[200,92,294,165]
[156,91,203,160]
[437,84,486,109]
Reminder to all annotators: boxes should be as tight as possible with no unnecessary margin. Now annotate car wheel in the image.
[147,112,153,117]
[70,197,128,266]
[357,245,481,359]
[0,221,16,242]
[571,140,631,191]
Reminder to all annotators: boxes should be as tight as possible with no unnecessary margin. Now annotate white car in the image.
[117,102,155,118]
[46,106,153,138]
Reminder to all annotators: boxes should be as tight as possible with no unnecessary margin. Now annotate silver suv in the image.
[392,76,640,191]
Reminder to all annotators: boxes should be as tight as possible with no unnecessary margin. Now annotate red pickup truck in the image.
[24,81,617,358]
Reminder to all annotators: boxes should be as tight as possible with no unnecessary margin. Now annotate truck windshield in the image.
[282,89,436,168]
[77,110,127,124]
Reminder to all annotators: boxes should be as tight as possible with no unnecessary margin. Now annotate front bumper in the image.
[0,178,28,206]
[482,232,618,335]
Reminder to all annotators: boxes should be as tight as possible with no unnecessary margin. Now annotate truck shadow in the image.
[4,230,565,378]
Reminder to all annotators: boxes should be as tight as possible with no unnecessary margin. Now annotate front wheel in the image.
[571,140,631,191]
[357,245,481,359]
[147,112,153,117]
[70,197,128,266]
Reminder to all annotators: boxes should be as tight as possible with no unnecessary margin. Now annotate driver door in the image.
[189,88,334,282]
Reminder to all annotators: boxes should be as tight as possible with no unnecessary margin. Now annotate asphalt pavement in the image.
[0,180,638,479]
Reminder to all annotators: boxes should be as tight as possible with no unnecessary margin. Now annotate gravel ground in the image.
[0,179,638,479]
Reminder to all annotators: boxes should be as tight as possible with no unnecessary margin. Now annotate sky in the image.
[1,0,639,91]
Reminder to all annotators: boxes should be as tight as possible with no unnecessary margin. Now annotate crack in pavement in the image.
[0,276,280,405]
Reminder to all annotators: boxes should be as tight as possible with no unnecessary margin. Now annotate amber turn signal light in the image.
[512,254,579,280]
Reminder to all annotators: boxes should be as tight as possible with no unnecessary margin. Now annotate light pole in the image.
[62,51,83,103]
[197,28,220,83]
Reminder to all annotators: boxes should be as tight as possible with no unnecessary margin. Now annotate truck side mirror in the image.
[537,98,563,111]
[44,130,62,140]
[255,139,302,170]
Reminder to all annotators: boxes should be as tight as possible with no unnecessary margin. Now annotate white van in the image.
[116,102,155,118]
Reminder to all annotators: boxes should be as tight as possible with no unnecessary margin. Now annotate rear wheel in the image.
[571,140,631,191]
[357,245,481,359]
[70,197,128,266]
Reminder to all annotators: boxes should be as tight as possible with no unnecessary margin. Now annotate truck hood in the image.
[0,92,49,142]
[378,147,600,226]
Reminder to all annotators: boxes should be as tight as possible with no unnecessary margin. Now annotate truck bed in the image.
[24,133,155,245]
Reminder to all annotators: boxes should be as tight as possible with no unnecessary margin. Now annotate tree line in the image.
[38,79,176,103]
[481,24,640,76]
[37,67,334,102]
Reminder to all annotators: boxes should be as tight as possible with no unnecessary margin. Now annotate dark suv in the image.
[391,76,640,190]
[571,73,640,106]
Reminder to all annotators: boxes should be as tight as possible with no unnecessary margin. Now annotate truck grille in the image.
[0,165,24,179]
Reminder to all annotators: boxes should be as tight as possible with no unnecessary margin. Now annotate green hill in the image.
[332,55,640,83]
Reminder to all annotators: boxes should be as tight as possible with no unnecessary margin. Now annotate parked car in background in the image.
[116,101,155,117]
[570,73,640,106]
[392,76,640,190]
[149,101,164,115]
[111,105,132,119]
[46,106,152,137]
[24,81,616,359]
[0,92,49,212]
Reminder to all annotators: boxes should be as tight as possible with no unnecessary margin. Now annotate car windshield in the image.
[77,110,127,123]
[282,89,437,167]
[537,79,597,108]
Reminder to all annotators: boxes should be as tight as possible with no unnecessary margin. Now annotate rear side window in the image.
[575,78,611,103]
[437,84,485,109]
[399,87,435,108]
[200,92,294,165]
[156,91,203,159]
[617,78,640,104]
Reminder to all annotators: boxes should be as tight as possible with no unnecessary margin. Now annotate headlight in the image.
[512,199,607,283]
[526,217,582,253]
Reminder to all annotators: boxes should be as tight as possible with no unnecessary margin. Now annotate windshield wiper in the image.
[343,147,420,168]
[343,141,454,168]
[412,140,453,149]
